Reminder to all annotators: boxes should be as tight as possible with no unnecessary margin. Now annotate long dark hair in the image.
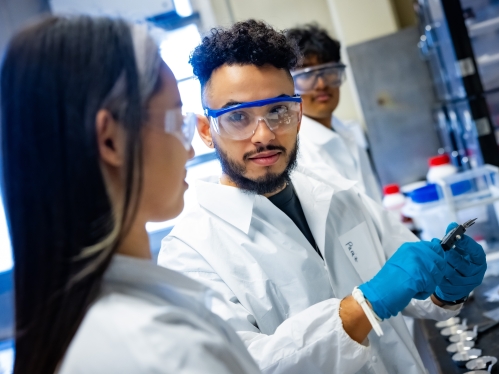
[1,16,161,373]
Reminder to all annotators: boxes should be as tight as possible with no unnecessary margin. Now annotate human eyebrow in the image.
[221,100,243,108]
[221,94,291,109]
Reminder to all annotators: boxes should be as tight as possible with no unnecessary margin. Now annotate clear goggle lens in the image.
[164,109,196,150]
[208,100,302,141]
[292,62,347,94]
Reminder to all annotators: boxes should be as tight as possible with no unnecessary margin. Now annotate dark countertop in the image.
[416,274,499,374]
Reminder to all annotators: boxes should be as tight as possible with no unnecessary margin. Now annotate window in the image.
[146,21,220,240]
[0,340,13,374]
[0,194,12,273]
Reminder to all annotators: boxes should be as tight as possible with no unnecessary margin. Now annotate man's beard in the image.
[214,139,299,195]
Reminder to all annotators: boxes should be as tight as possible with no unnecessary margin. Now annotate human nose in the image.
[314,74,327,90]
[250,118,275,145]
[187,145,195,160]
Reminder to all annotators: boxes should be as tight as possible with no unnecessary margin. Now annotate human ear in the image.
[196,114,214,148]
[95,109,126,167]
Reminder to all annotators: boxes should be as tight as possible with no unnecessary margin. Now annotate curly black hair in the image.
[189,20,300,88]
[286,24,341,65]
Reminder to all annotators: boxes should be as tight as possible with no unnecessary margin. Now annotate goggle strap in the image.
[291,62,346,77]
[204,95,302,118]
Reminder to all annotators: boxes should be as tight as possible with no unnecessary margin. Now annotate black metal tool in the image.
[440,218,477,251]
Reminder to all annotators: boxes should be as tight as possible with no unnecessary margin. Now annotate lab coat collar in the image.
[331,116,345,132]
[196,176,255,234]
[332,116,358,148]
[195,170,357,249]
[105,254,213,304]
[299,115,340,146]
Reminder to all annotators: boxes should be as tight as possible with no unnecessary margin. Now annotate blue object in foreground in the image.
[409,181,472,204]
[359,240,446,320]
[435,223,487,303]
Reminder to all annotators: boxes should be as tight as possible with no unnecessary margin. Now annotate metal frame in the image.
[423,0,499,167]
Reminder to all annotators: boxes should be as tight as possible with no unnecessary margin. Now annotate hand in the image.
[358,241,445,320]
[434,223,487,303]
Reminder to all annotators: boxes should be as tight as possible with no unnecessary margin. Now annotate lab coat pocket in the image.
[338,221,382,283]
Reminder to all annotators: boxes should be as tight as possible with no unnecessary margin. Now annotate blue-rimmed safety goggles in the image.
[204,95,302,140]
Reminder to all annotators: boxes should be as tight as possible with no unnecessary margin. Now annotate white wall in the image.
[326,0,398,46]
[209,0,337,38]
[390,0,417,29]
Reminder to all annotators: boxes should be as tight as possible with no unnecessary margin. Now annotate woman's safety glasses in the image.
[162,108,196,150]
[204,95,302,141]
[291,62,347,94]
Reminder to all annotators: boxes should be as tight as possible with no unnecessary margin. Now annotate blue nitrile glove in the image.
[434,222,487,303]
[358,241,446,320]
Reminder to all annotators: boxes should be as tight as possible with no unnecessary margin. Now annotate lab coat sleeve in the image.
[403,297,462,320]
[140,314,261,374]
[359,192,462,320]
[159,236,371,374]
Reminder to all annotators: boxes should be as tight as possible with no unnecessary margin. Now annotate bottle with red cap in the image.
[427,154,458,183]
[382,184,406,221]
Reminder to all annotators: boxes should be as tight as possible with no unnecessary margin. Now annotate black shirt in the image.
[268,182,323,260]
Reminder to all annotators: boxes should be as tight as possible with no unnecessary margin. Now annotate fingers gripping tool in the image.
[440,218,477,251]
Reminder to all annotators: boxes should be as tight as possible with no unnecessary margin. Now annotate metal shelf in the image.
[477,52,499,67]
[451,193,499,211]
[476,53,499,92]
[468,16,499,38]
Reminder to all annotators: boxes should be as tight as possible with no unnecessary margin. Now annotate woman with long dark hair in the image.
[1,16,260,373]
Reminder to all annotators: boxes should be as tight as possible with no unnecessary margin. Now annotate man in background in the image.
[287,24,382,203]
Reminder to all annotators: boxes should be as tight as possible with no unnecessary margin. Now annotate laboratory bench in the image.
[415,254,499,374]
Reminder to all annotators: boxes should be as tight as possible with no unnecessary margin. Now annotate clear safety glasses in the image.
[204,95,302,141]
[162,108,197,150]
[291,62,347,94]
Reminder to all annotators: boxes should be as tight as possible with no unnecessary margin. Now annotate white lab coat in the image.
[158,168,461,374]
[298,115,383,204]
[58,254,260,374]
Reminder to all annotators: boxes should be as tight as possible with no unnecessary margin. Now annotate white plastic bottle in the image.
[427,154,458,183]
[382,184,406,221]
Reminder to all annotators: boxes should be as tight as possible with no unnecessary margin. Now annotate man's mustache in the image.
[243,145,287,161]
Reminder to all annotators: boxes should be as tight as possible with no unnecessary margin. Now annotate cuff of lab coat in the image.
[239,298,371,374]
[402,297,462,321]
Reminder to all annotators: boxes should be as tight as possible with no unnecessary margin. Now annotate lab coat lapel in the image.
[332,117,363,182]
[196,178,255,234]
[291,171,334,257]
